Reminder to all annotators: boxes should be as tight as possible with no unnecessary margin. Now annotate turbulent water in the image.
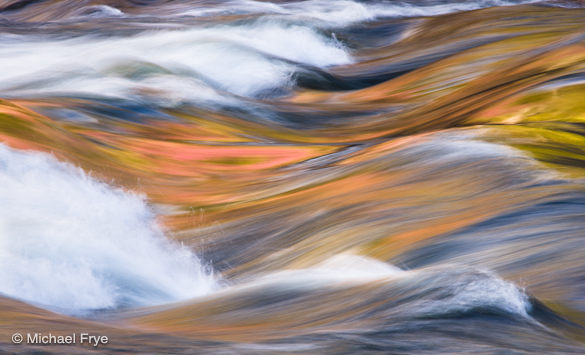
[0,145,218,313]
[1,0,585,354]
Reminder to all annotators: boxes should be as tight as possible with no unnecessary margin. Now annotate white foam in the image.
[0,144,218,313]
[0,22,350,105]
[74,5,125,18]
[415,269,531,317]
[447,271,530,316]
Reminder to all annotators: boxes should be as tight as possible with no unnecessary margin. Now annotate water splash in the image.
[0,144,217,314]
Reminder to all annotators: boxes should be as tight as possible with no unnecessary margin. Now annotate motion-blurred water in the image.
[1,0,585,354]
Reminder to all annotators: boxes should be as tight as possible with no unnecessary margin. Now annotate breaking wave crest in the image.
[0,144,217,314]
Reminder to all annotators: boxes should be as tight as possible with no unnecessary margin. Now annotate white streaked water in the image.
[208,255,531,318]
[0,144,218,314]
[0,21,350,106]
[0,0,542,106]
[179,0,543,25]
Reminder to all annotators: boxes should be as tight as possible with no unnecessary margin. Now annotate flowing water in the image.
[1,0,585,354]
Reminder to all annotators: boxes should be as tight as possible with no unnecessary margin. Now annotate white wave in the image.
[253,254,404,287]
[389,267,532,318]
[181,0,542,25]
[73,5,125,19]
[182,0,378,25]
[435,269,530,316]
[228,255,530,317]
[0,144,218,314]
[0,22,350,105]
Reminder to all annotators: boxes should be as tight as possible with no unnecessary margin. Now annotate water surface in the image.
[1,0,585,353]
